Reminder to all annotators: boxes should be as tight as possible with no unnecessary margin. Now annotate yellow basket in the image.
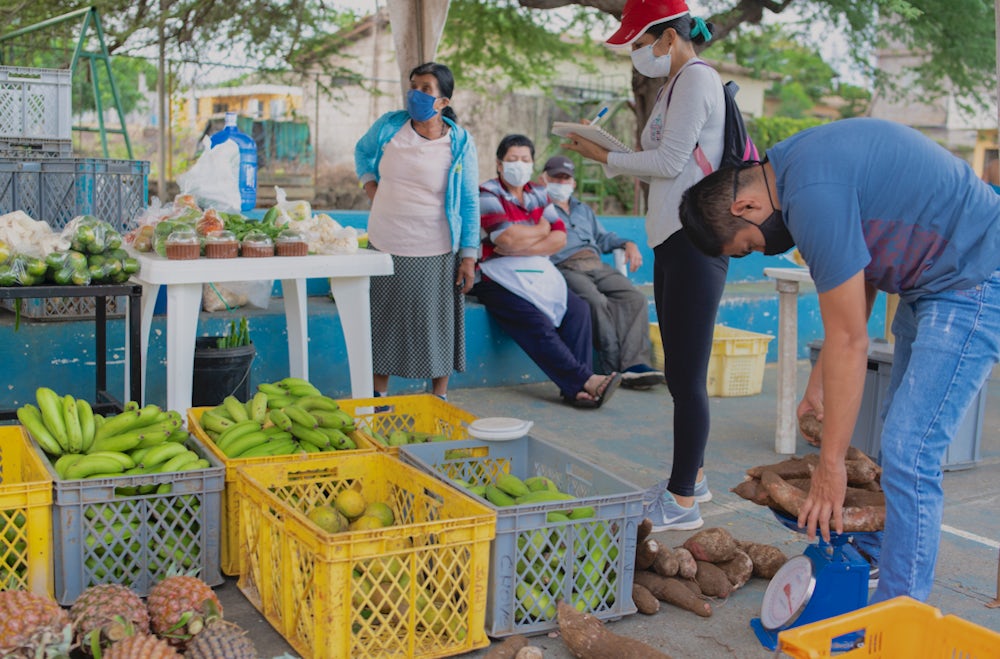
[234,452,495,659]
[649,323,773,397]
[0,427,53,596]
[777,596,1000,658]
[187,407,379,576]
[336,394,478,456]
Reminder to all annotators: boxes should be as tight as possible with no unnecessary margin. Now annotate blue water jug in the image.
[210,111,257,211]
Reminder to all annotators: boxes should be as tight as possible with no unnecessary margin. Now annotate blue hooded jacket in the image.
[354,110,480,259]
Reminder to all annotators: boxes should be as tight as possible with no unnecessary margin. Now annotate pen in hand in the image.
[588,106,609,126]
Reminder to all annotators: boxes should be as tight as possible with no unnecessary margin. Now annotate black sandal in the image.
[592,372,622,409]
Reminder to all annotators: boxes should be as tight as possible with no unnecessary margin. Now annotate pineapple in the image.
[184,620,258,659]
[70,583,149,654]
[102,633,182,659]
[0,589,73,658]
[145,575,222,648]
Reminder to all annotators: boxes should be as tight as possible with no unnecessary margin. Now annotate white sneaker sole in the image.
[694,490,713,503]
[650,517,705,533]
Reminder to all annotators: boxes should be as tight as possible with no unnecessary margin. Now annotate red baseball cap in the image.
[605,0,690,47]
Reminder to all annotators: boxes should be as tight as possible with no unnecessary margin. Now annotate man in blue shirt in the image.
[543,155,664,388]
[678,118,1000,604]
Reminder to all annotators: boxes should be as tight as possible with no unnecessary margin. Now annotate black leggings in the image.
[653,230,729,497]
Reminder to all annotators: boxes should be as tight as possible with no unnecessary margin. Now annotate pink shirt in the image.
[368,122,453,256]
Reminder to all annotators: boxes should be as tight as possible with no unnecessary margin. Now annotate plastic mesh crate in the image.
[336,394,478,456]
[0,427,52,595]
[187,406,378,576]
[0,295,124,321]
[234,452,495,659]
[0,138,72,159]
[777,596,1000,658]
[0,67,72,143]
[0,157,149,233]
[25,435,224,604]
[399,436,645,637]
[650,323,773,397]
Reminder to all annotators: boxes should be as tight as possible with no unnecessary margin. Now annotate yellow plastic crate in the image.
[0,427,52,596]
[187,406,378,576]
[336,394,478,456]
[778,596,1000,658]
[234,452,495,659]
[649,323,773,397]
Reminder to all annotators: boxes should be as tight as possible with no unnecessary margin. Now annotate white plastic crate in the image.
[0,67,72,143]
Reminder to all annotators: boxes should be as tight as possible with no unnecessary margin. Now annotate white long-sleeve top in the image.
[606,59,725,248]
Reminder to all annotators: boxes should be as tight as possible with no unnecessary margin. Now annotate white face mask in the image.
[630,42,671,78]
[546,182,574,202]
[501,160,534,188]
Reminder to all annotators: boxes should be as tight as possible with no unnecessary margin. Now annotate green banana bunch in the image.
[196,376,359,459]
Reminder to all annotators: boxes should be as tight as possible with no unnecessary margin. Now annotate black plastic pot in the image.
[192,336,255,407]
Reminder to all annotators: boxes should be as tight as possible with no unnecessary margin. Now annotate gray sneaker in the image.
[693,477,713,503]
[645,489,704,532]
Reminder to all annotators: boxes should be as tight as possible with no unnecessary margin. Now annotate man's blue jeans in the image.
[871,270,1000,603]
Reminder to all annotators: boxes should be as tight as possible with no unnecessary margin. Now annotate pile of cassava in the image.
[731,444,886,533]
[630,523,788,617]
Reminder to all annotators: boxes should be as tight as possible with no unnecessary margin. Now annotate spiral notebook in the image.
[551,122,633,153]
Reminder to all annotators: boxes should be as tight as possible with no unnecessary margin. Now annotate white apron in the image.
[479,255,568,327]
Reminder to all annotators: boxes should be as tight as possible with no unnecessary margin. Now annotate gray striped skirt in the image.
[370,251,466,379]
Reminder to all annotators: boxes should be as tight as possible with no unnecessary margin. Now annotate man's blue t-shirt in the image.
[767,118,1000,301]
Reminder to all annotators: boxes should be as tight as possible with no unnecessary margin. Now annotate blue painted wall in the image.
[0,212,889,409]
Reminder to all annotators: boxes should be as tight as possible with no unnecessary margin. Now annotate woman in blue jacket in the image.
[354,62,480,400]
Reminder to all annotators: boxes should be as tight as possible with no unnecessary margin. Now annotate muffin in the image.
[164,228,200,260]
[204,230,239,258]
[275,229,308,257]
[241,230,274,258]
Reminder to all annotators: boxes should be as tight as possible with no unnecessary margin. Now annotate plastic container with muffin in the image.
[164,228,201,260]
[241,231,274,258]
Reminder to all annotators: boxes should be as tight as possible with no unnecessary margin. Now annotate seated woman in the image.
[472,134,621,408]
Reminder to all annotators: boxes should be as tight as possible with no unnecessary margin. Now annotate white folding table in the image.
[130,251,393,412]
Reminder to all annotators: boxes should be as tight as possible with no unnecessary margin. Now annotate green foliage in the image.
[442,0,612,92]
[748,116,827,151]
[72,55,158,115]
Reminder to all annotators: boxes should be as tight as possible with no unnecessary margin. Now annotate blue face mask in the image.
[406,89,438,122]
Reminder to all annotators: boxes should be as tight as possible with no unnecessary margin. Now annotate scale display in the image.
[759,555,816,630]
[751,510,875,650]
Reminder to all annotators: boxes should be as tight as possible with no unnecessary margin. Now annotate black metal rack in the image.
[0,283,142,420]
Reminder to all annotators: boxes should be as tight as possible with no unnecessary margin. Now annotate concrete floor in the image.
[221,361,1000,658]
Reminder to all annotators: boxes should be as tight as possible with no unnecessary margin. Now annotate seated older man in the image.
[543,155,664,389]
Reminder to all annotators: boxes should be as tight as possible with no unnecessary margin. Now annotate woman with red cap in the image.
[565,0,726,531]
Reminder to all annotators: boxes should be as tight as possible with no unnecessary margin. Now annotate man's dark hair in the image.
[409,61,458,122]
[496,134,535,160]
[679,164,747,256]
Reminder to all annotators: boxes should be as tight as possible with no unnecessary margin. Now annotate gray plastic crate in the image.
[0,157,149,232]
[400,436,644,637]
[808,339,985,471]
[0,67,72,142]
[27,434,224,604]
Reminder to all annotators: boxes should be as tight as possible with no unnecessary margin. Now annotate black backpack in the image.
[666,61,759,174]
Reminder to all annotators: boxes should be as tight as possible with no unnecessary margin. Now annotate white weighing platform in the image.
[131,250,393,412]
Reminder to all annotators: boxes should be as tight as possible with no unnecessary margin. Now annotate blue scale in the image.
[750,510,876,651]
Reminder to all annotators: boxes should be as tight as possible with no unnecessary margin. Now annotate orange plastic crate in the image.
[234,452,495,659]
[778,596,1000,658]
[336,394,478,456]
[0,427,52,596]
[187,406,378,575]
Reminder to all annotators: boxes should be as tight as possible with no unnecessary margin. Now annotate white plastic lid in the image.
[467,417,533,441]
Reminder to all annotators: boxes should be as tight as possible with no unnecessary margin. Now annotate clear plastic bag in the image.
[273,185,312,225]
[202,280,273,312]
[177,138,241,213]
